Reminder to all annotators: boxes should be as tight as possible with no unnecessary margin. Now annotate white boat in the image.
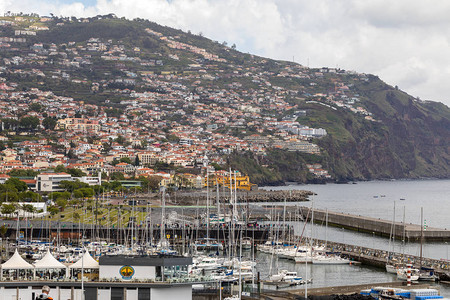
[294,251,313,263]
[283,271,303,282]
[386,263,400,274]
[242,237,252,251]
[194,238,223,250]
[312,254,350,265]
[268,269,302,282]
[396,268,419,281]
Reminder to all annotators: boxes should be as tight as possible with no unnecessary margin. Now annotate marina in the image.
[0,180,448,299]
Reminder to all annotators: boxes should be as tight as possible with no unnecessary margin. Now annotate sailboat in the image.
[312,209,350,265]
[386,201,398,273]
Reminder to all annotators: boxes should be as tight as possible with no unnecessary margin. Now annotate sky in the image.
[1,0,450,107]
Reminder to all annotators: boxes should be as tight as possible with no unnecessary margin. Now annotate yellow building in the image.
[204,171,255,191]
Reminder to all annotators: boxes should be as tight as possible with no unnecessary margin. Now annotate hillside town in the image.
[0,14,379,188]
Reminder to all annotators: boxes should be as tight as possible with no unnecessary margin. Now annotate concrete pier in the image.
[299,206,450,242]
[287,282,435,297]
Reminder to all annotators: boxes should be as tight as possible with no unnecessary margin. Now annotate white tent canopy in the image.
[1,249,34,270]
[33,249,66,269]
[69,250,99,269]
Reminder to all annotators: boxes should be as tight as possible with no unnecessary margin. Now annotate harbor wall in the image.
[298,207,450,242]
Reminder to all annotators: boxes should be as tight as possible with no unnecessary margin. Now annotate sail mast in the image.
[420,207,423,268]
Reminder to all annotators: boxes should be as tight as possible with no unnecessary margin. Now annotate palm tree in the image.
[1,203,17,218]
[21,204,35,218]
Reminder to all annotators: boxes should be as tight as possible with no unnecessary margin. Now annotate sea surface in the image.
[261,179,450,260]
[257,179,450,296]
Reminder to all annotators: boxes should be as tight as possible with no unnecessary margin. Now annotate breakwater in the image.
[127,190,312,206]
[171,190,312,205]
[309,237,450,276]
[298,206,450,242]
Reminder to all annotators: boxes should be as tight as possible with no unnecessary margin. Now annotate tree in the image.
[102,142,112,154]
[54,165,67,172]
[5,177,28,192]
[73,189,84,199]
[167,134,180,143]
[0,191,19,202]
[120,157,132,164]
[55,198,68,211]
[29,103,42,112]
[110,172,125,181]
[1,118,19,130]
[148,176,163,191]
[19,190,42,202]
[8,169,38,177]
[58,180,88,193]
[110,181,122,190]
[134,155,140,166]
[47,205,59,216]
[77,187,94,198]
[66,168,86,177]
[0,225,7,237]
[43,117,57,130]
[1,203,16,217]
[19,116,40,130]
[21,204,35,216]
[49,190,71,200]
[115,134,126,145]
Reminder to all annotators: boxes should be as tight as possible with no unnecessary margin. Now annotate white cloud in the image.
[2,0,450,106]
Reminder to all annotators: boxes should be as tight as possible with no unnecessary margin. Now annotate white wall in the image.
[0,287,78,300]
[0,285,193,300]
[126,288,138,299]
[99,265,156,280]
[151,286,192,300]
[98,288,111,300]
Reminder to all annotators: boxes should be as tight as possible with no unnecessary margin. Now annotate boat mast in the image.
[234,171,238,257]
[238,229,242,300]
[402,205,406,257]
[216,175,220,246]
[229,168,233,257]
[282,196,286,243]
[393,200,396,253]
[325,208,328,249]
[160,188,166,249]
[420,207,423,268]
[206,168,209,243]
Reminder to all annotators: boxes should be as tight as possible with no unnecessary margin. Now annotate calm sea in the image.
[257,179,450,295]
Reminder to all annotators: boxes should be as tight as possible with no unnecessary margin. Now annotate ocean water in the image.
[256,180,450,296]
[261,179,450,260]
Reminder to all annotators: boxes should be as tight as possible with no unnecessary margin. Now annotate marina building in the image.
[0,254,198,300]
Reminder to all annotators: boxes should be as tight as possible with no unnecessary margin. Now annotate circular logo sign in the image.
[119,265,135,280]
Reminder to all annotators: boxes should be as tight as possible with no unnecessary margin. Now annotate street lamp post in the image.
[446,242,448,261]
[372,232,375,249]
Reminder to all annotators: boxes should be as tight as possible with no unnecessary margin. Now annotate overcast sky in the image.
[2,0,450,107]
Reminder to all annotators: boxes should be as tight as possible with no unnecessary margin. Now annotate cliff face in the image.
[237,83,450,184]
[289,86,449,183]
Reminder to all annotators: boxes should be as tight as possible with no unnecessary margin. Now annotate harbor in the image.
[0,180,448,299]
